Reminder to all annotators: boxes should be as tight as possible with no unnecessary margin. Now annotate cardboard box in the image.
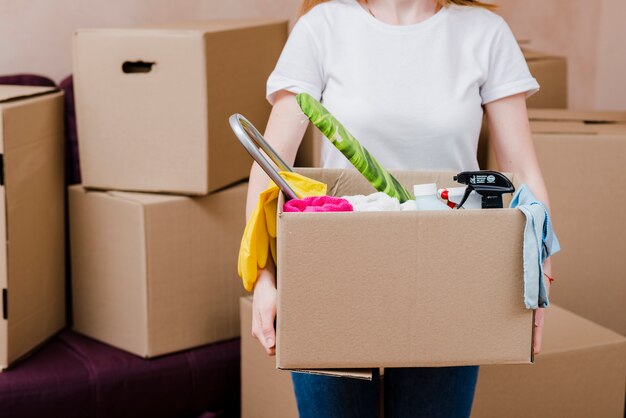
[488,109,626,336]
[74,19,288,195]
[477,48,567,169]
[523,48,568,109]
[472,305,626,418]
[69,183,248,357]
[276,168,532,371]
[0,86,66,370]
[241,296,298,418]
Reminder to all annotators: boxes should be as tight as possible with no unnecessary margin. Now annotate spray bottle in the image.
[453,171,515,209]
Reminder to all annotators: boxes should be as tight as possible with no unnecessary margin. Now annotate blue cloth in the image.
[509,184,561,309]
[292,366,479,418]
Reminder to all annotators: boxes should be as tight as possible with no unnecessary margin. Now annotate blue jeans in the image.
[291,366,479,418]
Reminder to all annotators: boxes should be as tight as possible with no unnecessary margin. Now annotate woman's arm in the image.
[247,90,308,356]
[485,92,552,354]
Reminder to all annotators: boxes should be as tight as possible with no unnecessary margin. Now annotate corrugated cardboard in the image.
[488,109,626,336]
[241,296,298,418]
[523,49,568,109]
[472,305,626,418]
[276,168,532,371]
[0,86,66,370]
[69,183,248,357]
[477,49,567,169]
[244,298,624,417]
[74,19,287,195]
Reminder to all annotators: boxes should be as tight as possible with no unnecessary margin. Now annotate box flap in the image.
[77,19,286,36]
[541,305,626,355]
[528,109,626,135]
[288,369,374,380]
[140,18,287,32]
[528,109,626,124]
[71,187,188,206]
[0,86,58,104]
[522,48,563,62]
[106,190,188,205]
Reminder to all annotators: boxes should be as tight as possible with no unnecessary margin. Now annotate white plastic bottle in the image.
[413,183,451,211]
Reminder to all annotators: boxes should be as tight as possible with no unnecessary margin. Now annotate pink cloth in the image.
[283,196,353,213]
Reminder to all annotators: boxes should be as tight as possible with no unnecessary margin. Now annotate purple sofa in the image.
[0,332,240,418]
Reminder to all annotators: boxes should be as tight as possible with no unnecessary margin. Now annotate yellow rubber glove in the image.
[238,171,327,291]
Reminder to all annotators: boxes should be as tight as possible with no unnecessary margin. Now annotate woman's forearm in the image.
[485,93,551,211]
[245,90,309,221]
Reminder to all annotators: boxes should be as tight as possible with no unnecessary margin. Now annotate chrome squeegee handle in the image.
[228,114,299,201]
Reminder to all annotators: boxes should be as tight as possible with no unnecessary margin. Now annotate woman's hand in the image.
[252,263,278,356]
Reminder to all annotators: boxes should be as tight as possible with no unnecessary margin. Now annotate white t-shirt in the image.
[266,0,539,171]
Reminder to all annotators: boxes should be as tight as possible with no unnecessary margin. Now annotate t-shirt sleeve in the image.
[480,19,540,105]
[266,18,324,105]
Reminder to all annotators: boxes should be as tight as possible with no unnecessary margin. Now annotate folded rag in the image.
[510,184,561,309]
[283,196,353,213]
[342,192,401,212]
[238,172,327,291]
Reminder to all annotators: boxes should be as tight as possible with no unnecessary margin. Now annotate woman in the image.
[247,0,552,416]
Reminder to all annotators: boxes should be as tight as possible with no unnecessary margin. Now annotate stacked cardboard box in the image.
[523,48,568,109]
[74,19,287,195]
[477,48,567,169]
[0,86,66,370]
[489,109,626,337]
[69,20,288,357]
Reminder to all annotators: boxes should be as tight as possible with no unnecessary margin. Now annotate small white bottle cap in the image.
[413,183,438,197]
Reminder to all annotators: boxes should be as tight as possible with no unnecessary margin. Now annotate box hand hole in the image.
[122,61,155,74]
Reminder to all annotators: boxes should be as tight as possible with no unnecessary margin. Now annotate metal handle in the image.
[229,114,298,201]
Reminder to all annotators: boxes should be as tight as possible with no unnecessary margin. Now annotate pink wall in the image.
[0,0,302,82]
[0,0,623,110]
[496,0,602,109]
[594,0,626,110]
[497,0,625,110]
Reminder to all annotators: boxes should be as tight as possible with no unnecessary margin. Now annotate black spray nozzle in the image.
[453,171,515,209]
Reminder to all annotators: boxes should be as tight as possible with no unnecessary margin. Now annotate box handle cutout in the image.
[2,289,6,320]
[122,61,155,74]
[583,120,616,125]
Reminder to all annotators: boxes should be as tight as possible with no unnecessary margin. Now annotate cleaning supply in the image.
[238,172,327,291]
[510,184,561,309]
[283,196,353,213]
[453,171,515,209]
[228,113,328,290]
[342,192,401,212]
[296,92,413,203]
[438,186,482,209]
[413,183,451,211]
[229,113,299,200]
